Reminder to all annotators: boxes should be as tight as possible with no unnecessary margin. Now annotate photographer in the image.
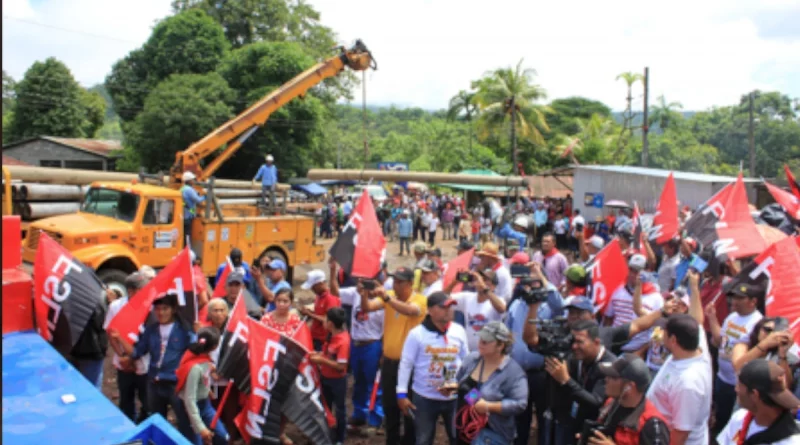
[588,354,670,445]
[445,269,506,351]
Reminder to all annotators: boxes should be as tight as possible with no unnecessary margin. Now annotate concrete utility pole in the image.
[510,95,518,175]
[642,67,650,167]
[749,92,756,176]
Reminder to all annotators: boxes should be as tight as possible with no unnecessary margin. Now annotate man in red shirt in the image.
[301,269,342,351]
[310,307,351,444]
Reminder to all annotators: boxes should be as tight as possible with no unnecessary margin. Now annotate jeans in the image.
[714,376,737,436]
[351,341,384,427]
[443,222,453,240]
[148,381,194,439]
[382,358,415,445]
[313,338,324,352]
[412,392,457,445]
[74,357,104,389]
[515,370,545,445]
[399,237,411,255]
[322,376,348,443]
[117,370,149,423]
[184,219,193,247]
[473,233,480,244]
[473,427,511,445]
[184,398,229,445]
[261,184,276,209]
[429,230,437,245]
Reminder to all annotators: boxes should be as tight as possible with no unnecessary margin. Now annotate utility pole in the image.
[509,95,518,175]
[642,67,650,167]
[748,92,755,176]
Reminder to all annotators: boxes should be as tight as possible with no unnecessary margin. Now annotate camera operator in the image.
[444,268,506,351]
[587,353,670,445]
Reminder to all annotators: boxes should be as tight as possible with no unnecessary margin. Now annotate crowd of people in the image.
[68,184,800,445]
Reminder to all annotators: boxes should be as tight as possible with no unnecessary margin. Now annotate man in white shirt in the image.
[427,211,440,246]
[647,314,713,445]
[709,282,765,437]
[716,359,800,445]
[418,258,443,297]
[445,269,506,350]
[475,242,514,303]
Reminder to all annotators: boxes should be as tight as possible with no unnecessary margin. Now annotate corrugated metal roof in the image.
[574,165,759,183]
[2,154,31,166]
[43,137,123,157]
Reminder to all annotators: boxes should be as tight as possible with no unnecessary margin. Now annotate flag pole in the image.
[210,383,234,429]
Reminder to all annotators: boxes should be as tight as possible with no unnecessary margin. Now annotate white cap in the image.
[301,269,326,290]
[182,171,196,182]
[139,265,156,280]
[628,254,647,271]
[265,154,274,162]
[585,235,605,250]
[513,215,529,229]
[189,250,197,263]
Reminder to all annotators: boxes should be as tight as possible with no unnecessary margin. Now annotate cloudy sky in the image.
[3,0,799,112]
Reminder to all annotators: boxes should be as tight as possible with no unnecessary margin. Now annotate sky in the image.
[3,0,800,112]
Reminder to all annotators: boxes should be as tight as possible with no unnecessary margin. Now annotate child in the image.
[471,213,481,244]
[176,327,229,445]
[310,307,350,445]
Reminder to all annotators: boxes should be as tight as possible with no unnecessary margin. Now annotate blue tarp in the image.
[292,182,327,196]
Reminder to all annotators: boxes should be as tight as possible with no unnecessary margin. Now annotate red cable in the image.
[455,404,489,443]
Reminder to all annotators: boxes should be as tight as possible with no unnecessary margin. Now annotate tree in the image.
[649,95,683,131]
[615,71,644,154]
[446,90,479,154]
[105,9,229,125]
[553,113,621,165]
[3,71,15,116]
[80,89,106,138]
[473,59,551,174]
[126,72,236,171]
[7,58,88,142]
[547,96,612,137]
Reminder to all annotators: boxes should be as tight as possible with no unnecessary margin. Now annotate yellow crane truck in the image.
[22,40,376,295]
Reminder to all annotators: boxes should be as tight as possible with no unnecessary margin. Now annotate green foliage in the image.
[88,84,117,121]
[80,89,106,138]
[96,118,123,141]
[547,97,612,137]
[648,95,683,131]
[114,145,142,172]
[2,111,13,144]
[3,70,15,116]
[126,72,236,171]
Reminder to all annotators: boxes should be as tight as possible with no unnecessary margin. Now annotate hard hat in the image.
[513,215,529,229]
[265,154,274,162]
[182,171,196,182]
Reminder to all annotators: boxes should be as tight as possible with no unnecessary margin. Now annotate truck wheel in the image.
[264,248,292,284]
[98,269,130,299]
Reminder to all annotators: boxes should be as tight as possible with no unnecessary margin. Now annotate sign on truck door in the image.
[138,198,181,267]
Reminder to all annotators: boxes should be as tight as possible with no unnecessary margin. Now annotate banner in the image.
[329,189,387,279]
[216,293,252,394]
[650,172,679,244]
[764,180,800,220]
[213,257,233,298]
[586,238,628,315]
[106,248,196,345]
[34,232,106,354]
[786,165,800,200]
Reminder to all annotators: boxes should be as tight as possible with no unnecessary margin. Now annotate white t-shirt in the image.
[571,215,586,235]
[718,310,763,385]
[397,323,469,401]
[338,287,384,341]
[493,265,514,303]
[103,297,150,375]
[157,323,175,369]
[422,279,443,297]
[717,408,800,445]
[452,291,503,350]
[428,217,440,232]
[647,327,713,445]
[553,219,567,235]
[606,286,664,351]
[480,217,492,235]
[657,253,681,292]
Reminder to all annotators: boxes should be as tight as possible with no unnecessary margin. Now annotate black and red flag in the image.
[586,238,628,315]
[106,248,197,345]
[329,189,386,279]
[236,319,308,444]
[216,292,251,393]
[213,257,234,298]
[650,172,679,244]
[723,236,800,344]
[630,201,648,256]
[786,165,800,201]
[764,180,800,221]
[34,232,106,354]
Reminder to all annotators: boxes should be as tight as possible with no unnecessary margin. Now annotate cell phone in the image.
[456,271,473,283]
[362,280,377,291]
[689,254,708,274]
[510,263,531,278]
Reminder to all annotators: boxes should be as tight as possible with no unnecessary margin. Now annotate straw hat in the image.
[476,242,500,259]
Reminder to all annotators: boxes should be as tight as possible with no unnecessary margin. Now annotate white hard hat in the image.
[182,171,196,182]
[265,154,274,162]
[513,215,529,229]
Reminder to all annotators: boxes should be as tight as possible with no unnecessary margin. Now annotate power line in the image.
[2,15,141,44]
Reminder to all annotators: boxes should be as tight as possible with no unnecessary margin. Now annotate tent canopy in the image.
[291,182,327,196]
[436,169,514,192]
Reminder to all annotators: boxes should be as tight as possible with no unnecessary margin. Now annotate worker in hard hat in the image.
[181,172,205,247]
[495,214,530,251]
[253,154,278,211]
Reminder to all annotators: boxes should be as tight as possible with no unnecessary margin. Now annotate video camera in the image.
[516,277,549,305]
[578,420,611,445]
[535,317,573,360]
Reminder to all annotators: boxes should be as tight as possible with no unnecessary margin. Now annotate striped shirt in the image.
[607,286,664,352]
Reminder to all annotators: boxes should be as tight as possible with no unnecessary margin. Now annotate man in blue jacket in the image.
[253,154,278,210]
[181,171,205,247]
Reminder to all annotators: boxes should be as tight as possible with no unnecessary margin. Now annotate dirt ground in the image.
[100,234,537,444]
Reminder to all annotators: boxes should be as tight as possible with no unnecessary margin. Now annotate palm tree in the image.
[615,71,644,155]
[649,95,683,130]
[554,114,618,164]
[473,59,550,175]
[446,90,479,154]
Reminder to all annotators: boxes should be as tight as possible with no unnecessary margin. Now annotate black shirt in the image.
[554,348,617,426]
[599,323,632,356]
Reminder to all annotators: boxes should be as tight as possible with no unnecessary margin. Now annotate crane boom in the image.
[169,40,375,186]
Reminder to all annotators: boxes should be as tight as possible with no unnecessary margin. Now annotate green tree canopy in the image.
[3,70,15,116]
[547,96,612,139]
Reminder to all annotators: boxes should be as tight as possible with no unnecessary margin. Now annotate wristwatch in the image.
[383,294,391,303]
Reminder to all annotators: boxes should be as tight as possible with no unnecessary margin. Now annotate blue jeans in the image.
[515,370,545,445]
[74,357,104,389]
[322,376,348,443]
[148,381,194,440]
[117,370,149,423]
[473,427,511,445]
[412,392,457,445]
[351,341,384,427]
[399,237,411,255]
[184,398,229,445]
[714,376,737,436]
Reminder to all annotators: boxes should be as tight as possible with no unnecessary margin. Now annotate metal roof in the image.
[3,136,123,158]
[573,165,760,183]
[1,154,30,166]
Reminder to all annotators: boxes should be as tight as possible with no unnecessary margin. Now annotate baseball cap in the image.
[739,359,800,411]
[418,258,440,273]
[266,259,287,272]
[457,239,474,251]
[565,264,587,285]
[585,235,605,250]
[478,321,512,343]
[139,265,156,280]
[124,272,148,290]
[301,269,326,290]
[727,282,765,300]
[426,247,442,257]
[227,271,245,285]
[628,254,647,271]
[427,291,457,308]
[618,230,634,243]
[413,241,428,253]
[390,267,414,282]
[564,296,594,312]
[510,252,530,265]
[598,353,652,391]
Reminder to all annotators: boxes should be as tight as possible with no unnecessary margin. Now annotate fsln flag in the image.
[213,257,234,298]
[586,238,628,315]
[786,165,800,200]
[764,180,800,221]
[215,292,252,394]
[329,189,387,278]
[650,172,679,244]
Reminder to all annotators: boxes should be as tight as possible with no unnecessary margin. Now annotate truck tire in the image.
[98,269,130,300]
[264,248,293,284]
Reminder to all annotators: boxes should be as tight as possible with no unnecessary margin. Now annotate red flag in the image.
[650,172,679,244]
[631,202,648,256]
[287,322,336,428]
[441,248,475,292]
[216,292,251,393]
[586,238,628,315]
[106,248,196,345]
[328,189,387,278]
[764,181,800,220]
[786,165,800,200]
[714,174,767,259]
[213,257,233,298]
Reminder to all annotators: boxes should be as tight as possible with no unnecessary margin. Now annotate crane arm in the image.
[170,40,375,186]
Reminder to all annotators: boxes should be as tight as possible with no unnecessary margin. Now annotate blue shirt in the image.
[181,185,205,221]
[343,201,353,216]
[673,256,692,291]
[496,222,527,248]
[215,262,252,285]
[254,164,278,186]
[534,209,549,227]
[397,218,413,237]
[132,321,196,382]
[505,284,564,371]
